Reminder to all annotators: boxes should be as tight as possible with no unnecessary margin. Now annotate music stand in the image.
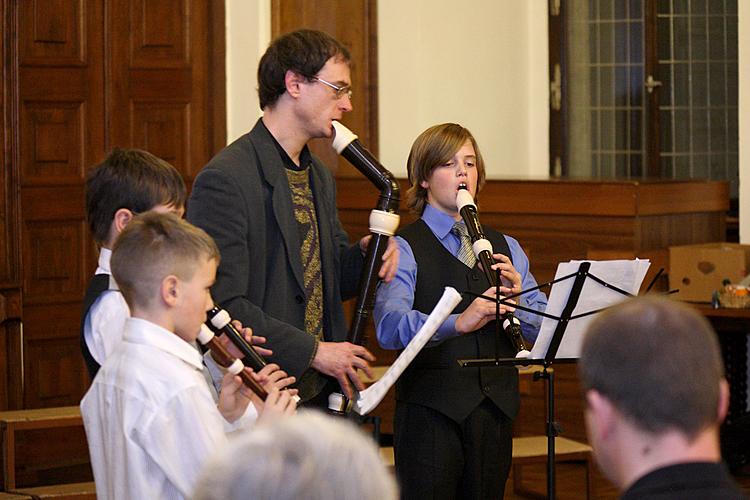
[458,260,648,500]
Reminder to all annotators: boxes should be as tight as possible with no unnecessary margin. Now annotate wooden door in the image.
[107,0,220,187]
[0,0,23,410]
[2,0,225,409]
[17,0,106,408]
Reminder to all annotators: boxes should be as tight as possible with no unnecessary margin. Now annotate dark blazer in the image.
[187,119,364,399]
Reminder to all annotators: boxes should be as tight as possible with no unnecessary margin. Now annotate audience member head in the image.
[85,148,186,247]
[406,123,486,215]
[111,212,219,340]
[257,29,351,110]
[191,410,398,500]
[579,296,729,489]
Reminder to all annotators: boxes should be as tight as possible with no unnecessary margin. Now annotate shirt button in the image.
[483,386,491,392]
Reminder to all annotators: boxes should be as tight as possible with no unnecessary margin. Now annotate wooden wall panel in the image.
[515,365,586,442]
[22,221,86,304]
[23,336,87,407]
[0,0,9,286]
[1,0,225,409]
[109,0,211,185]
[349,178,725,288]
[0,0,19,411]
[15,0,103,408]
[0,291,23,410]
[20,101,84,183]
[130,0,189,67]
[131,101,190,174]
[19,0,86,65]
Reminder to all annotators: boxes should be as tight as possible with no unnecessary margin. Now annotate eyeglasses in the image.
[310,76,353,100]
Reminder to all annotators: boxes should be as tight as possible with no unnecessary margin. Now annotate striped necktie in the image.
[451,221,476,268]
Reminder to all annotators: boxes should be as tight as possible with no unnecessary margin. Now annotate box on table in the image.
[669,243,750,303]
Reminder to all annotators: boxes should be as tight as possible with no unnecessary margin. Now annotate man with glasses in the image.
[187,29,398,407]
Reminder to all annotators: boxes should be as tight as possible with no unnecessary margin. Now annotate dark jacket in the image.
[187,119,364,400]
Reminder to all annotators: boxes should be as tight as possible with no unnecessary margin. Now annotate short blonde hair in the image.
[111,212,219,310]
[406,123,486,215]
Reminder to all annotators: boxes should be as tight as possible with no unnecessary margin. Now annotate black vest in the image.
[79,273,113,380]
[396,219,520,423]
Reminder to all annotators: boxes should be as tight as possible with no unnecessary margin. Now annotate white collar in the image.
[96,248,112,274]
[122,317,204,372]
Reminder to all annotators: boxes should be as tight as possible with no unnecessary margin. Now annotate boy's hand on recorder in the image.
[257,388,297,424]
[217,371,254,423]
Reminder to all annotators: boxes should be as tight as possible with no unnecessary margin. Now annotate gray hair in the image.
[192,410,398,500]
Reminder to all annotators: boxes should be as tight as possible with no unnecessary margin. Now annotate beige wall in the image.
[225,2,745,241]
[225,0,269,143]
[224,1,549,179]
[377,0,549,179]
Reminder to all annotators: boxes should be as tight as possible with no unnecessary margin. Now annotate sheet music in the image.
[353,287,462,415]
[529,259,651,360]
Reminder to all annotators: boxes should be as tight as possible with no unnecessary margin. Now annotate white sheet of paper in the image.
[353,287,463,415]
[529,259,651,360]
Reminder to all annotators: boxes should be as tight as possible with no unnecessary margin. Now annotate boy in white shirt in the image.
[80,212,297,500]
[81,148,188,378]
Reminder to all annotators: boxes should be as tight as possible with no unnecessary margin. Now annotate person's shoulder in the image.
[398,218,427,237]
[483,224,507,239]
[204,134,256,172]
[108,340,202,399]
[89,290,129,325]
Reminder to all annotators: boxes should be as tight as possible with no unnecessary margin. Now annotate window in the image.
[551,0,738,199]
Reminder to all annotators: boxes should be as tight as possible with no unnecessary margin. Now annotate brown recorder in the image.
[197,324,268,400]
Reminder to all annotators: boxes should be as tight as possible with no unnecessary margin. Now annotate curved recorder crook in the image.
[328,121,400,414]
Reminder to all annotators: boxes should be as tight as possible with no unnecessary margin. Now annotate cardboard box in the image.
[669,243,750,302]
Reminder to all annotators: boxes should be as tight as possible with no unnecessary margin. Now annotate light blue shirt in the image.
[374,204,548,350]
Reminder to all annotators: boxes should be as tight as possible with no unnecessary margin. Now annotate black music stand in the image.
[458,261,641,500]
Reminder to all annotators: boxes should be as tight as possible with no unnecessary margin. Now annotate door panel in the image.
[17,0,103,408]
[0,0,23,411]
[3,0,224,408]
[109,0,210,184]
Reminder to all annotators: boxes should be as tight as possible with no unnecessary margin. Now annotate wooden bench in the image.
[512,436,593,500]
[0,492,31,499]
[0,407,94,498]
[379,446,394,469]
[8,482,95,499]
[379,435,593,499]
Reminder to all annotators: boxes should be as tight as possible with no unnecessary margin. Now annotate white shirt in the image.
[83,248,129,365]
[84,249,221,399]
[81,317,257,500]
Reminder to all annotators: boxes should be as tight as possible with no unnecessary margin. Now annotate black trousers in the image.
[394,398,513,500]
